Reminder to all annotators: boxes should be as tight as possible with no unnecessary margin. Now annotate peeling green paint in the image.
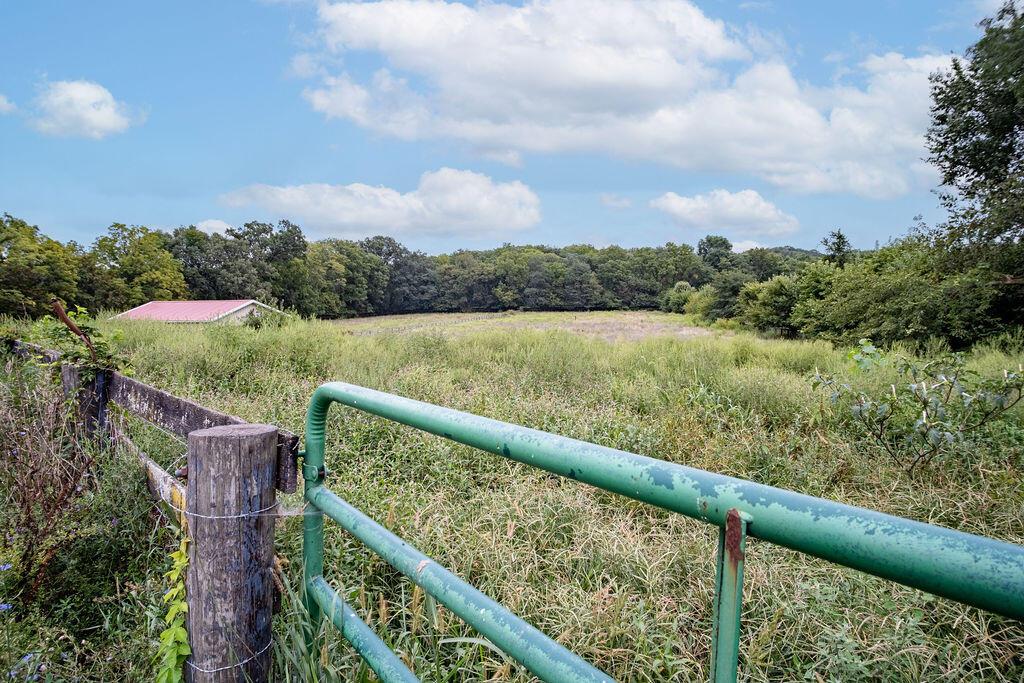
[302,381,1024,682]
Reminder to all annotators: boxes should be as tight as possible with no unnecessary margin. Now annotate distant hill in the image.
[766,245,823,261]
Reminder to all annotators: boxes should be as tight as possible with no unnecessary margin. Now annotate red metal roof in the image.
[114,300,264,322]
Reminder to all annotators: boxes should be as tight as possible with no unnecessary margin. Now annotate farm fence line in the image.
[8,339,1024,683]
[11,340,296,681]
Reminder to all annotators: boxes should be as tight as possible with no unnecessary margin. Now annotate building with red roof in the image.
[112,300,282,323]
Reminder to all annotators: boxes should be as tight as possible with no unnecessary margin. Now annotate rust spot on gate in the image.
[725,508,745,571]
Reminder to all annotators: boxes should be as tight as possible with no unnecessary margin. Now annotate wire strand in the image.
[163,499,282,520]
[185,639,272,673]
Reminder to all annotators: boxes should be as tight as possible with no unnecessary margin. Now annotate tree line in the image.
[0,212,820,320]
[2,4,1020,349]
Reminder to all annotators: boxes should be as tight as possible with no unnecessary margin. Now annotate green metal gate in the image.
[299,381,1024,682]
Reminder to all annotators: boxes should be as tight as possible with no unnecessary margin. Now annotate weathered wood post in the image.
[59,364,111,439]
[185,424,277,682]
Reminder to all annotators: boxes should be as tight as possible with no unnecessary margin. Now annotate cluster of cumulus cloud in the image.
[251,0,948,239]
[2,1,955,242]
[297,0,948,200]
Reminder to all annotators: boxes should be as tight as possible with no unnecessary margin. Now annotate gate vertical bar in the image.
[302,463,324,650]
[710,509,748,683]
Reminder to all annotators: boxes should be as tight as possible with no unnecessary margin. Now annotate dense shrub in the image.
[659,281,696,313]
[806,239,999,347]
[738,275,799,336]
[684,284,717,321]
[706,269,754,320]
[813,339,1024,472]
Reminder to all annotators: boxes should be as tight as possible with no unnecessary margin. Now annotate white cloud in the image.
[731,239,766,252]
[0,95,15,114]
[478,149,523,167]
[31,80,140,139]
[650,188,798,236]
[599,193,632,209]
[300,0,950,198]
[196,219,233,234]
[221,167,541,237]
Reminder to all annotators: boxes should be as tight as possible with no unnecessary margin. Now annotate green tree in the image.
[660,281,695,313]
[928,2,1023,210]
[0,214,78,317]
[562,254,605,310]
[308,240,388,317]
[805,239,998,347]
[707,269,754,320]
[359,235,441,314]
[789,260,839,337]
[927,2,1024,328]
[737,275,799,336]
[684,285,717,321]
[821,229,853,267]
[697,235,734,271]
[522,253,567,310]
[168,227,271,302]
[87,224,187,309]
[740,248,786,280]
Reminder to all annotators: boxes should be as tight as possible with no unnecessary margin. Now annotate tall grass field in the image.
[2,311,1023,681]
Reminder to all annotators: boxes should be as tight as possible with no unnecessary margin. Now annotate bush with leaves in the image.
[30,306,121,376]
[659,281,696,313]
[683,284,717,321]
[804,239,999,348]
[737,275,799,336]
[813,339,1024,472]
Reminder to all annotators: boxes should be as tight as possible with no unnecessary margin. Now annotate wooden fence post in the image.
[59,364,111,439]
[185,424,277,682]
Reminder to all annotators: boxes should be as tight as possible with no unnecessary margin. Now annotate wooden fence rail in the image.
[10,340,286,681]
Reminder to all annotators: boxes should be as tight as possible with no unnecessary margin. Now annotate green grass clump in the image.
[8,311,1024,681]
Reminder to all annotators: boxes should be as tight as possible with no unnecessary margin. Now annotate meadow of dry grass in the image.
[101,313,1024,682]
[4,312,1023,681]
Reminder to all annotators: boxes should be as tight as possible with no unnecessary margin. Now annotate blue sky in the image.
[0,0,998,253]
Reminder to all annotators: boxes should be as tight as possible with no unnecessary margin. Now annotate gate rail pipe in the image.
[306,576,419,683]
[309,486,612,682]
[305,382,1024,621]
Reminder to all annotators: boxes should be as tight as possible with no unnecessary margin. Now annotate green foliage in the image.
[706,269,754,320]
[684,284,717,320]
[85,224,188,310]
[820,229,853,267]
[925,2,1024,335]
[242,308,291,330]
[0,355,163,681]
[0,214,78,318]
[788,260,840,336]
[659,281,696,313]
[800,238,999,347]
[928,1,1023,206]
[155,537,191,683]
[697,234,733,271]
[737,275,799,336]
[30,306,121,373]
[739,247,786,281]
[813,339,1024,472]
[309,239,390,317]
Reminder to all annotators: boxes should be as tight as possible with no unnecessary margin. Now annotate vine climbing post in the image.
[185,424,278,682]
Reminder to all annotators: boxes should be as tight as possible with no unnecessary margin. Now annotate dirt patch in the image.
[488,313,713,342]
[340,311,712,342]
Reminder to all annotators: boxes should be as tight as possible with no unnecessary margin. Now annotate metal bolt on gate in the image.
[299,382,1024,682]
